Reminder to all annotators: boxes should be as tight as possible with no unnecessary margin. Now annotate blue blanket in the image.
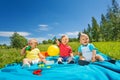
[0,56,120,80]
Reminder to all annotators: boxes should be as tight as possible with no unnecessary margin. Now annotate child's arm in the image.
[78,52,85,60]
[38,52,45,59]
[91,50,96,62]
[21,46,27,55]
[70,53,74,58]
[56,39,60,45]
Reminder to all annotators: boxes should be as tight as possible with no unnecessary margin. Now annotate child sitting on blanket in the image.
[78,33,104,62]
[21,39,53,67]
[56,35,75,64]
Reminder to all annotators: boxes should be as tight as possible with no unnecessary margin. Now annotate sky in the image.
[0,0,119,45]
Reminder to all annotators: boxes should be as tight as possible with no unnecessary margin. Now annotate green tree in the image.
[48,39,52,43]
[87,24,92,42]
[10,32,27,48]
[42,40,48,44]
[106,0,120,41]
[100,14,109,41]
[91,17,100,42]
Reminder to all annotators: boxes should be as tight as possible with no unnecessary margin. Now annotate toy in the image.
[52,36,57,41]
[33,69,42,75]
[38,64,45,68]
[25,46,31,51]
[47,45,59,56]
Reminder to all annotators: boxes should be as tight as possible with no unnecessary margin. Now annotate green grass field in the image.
[0,42,120,68]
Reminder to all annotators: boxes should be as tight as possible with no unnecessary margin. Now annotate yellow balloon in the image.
[47,45,59,56]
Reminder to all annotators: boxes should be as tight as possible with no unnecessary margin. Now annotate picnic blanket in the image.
[0,54,120,80]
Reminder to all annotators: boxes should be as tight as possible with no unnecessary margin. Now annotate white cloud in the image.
[58,31,79,38]
[38,24,49,31]
[0,31,30,37]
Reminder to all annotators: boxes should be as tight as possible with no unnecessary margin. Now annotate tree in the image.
[10,32,27,48]
[42,40,48,44]
[80,0,120,42]
[91,17,100,42]
[100,14,109,41]
[48,39,53,43]
[106,0,120,41]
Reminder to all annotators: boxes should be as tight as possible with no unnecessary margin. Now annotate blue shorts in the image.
[61,57,69,61]
[60,56,74,62]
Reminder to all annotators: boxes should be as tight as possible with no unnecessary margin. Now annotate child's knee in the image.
[58,57,62,61]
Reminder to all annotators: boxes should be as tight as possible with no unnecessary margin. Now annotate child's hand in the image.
[39,53,45,59]
[41,56,45,59]
[56,39,60,45]
[91,57,96,62]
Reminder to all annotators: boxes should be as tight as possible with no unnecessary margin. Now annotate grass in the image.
[0,42,120,68]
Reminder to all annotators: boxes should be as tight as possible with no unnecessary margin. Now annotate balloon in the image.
[47,45,59,56]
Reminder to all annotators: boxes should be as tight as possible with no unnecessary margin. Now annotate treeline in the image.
[81,0,120,42]
[42,38,78,44]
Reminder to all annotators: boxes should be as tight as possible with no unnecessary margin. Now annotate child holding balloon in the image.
[56,35,75,64]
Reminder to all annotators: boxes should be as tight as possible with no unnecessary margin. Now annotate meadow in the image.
[0,42,120,68]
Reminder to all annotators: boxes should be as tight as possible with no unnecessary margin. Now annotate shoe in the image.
[68,60,75,64]
[78,60,90,66]
[107,60,116,64]
[58,61,63,64]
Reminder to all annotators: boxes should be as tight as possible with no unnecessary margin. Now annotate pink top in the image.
[58,43,72,57]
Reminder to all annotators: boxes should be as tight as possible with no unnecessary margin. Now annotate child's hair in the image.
[28,39,38,45]
[61,35,68,40]
[79,33,89,39]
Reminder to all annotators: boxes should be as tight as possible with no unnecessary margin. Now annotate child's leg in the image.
[58,57,63,62]
[95,55,104,61]
[67,57,75,64]
[22,58,31,67]
[23,58,31,64]
[58,57,63,64]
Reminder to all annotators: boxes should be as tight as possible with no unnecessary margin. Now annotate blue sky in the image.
[0,0,119,45]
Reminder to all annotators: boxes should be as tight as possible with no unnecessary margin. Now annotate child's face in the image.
[80,35,89,45]
[28,40,37,49]
[61,36,69,45]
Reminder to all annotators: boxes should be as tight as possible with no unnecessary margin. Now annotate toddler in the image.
[56,35,75,64]
[78,33,104,62]
[21,39,52,67]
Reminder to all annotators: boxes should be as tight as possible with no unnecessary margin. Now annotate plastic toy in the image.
[33,69,42,75]
[52,36,57,41]
[25,46,31,51]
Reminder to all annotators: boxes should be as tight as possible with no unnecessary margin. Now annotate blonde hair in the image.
[80,33,89,39]
[28,39,38,45]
